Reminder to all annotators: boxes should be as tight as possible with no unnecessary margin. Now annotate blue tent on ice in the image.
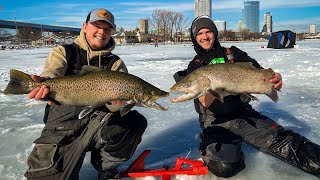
[267,30,296,49]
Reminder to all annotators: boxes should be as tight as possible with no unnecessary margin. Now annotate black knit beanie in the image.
[191,16,218,39]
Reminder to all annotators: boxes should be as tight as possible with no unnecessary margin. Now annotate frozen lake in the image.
[1,40,320,180]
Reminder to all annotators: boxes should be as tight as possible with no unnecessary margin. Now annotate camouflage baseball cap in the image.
[86,8,116,29]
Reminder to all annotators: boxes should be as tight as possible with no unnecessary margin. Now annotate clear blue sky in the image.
[1,0,319,33]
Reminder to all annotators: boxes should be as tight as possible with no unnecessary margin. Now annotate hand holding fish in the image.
[270,72,282,90]
[109,100,126,105]
[27,74,52,105]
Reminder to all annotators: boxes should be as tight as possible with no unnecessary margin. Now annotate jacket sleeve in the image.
[106,58,128,112]
[230,46,263,69]
[40,45,68,78]
[110,58,128,73]
[186,56,203,75]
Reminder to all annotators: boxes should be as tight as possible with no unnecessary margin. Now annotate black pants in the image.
[200,109,320,178]
[24,110,147,180]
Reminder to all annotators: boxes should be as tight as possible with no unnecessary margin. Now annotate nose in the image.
[200,33,209,40]
[97,28,105,34]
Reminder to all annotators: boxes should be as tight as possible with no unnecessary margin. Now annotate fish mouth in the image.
[147,100,169,111]
[170,89,196,103]
[142,93,169,111]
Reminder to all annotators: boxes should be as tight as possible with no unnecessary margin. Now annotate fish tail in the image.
[3,69,35,94]
[266,88,279,102]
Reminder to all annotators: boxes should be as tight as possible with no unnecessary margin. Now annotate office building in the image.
[264,12,272,34]
[310,24,316,34]
[214,20,226,32]
[139,19,148,34]
[238,19,244,31]
[195,0,212,18]
[242,1,259,33]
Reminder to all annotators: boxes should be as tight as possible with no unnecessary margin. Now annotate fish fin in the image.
[266,88,279,103]
[134,103,144,107]
[73,69,81,75]
[42,92,62,105]
[208,89,224,102]
[120,103,135,117]
[240,94,249,102]
[78,106,95,119]
[79,65,102,75]
[4,69,34,94]
[235,62,255,68]
[240,93,259,102]
[249,94,259,101]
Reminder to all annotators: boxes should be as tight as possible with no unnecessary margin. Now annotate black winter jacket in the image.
[187,38,263,117]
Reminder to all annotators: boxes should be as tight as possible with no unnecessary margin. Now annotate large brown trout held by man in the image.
[170,63,279,103]
[4,66,169,115]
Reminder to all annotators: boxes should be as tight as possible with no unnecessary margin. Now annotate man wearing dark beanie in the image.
[173,15,320,178]
[192,16,218,40]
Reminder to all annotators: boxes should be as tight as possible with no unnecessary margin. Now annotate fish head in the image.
[265,68,275,79]
[170,73,210,103]
[140,85,169,111]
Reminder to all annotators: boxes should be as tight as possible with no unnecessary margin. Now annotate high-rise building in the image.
[238,19,244,31]
[310,24,316,34]
[139,19,148,34]
[242,1,259,33]
[264,12,272,34]
[214,20,226,32]
[195,0,212,18]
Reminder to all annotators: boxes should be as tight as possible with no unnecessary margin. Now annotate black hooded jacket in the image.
[187,18,263,117]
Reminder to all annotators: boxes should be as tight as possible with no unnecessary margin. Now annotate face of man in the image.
[195,28,215,50]
[83,20,114,50]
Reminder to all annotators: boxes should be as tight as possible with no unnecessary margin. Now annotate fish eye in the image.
[151,91,156,95]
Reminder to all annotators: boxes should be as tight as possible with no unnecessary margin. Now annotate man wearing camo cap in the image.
[24,8,147,180]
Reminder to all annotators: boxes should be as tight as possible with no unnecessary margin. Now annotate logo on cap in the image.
[97,9,111,21]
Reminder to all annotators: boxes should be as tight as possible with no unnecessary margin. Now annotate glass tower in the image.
[242,1,259,33]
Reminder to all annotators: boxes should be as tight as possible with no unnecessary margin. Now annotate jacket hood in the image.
[191,16,221,57]
[74,29,116,60]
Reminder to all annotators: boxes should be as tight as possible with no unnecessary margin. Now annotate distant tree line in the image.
[0,27,42,44]
[147,9,189,43]
[17,27,42,44]
[0,28,14,41]
[219,29,268,41]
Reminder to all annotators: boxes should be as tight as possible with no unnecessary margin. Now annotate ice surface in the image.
[0,40,319,180]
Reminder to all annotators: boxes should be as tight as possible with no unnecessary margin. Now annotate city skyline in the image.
[0,0,319,33]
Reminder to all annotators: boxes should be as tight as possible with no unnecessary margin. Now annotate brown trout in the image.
[4,66,169,115]
[170,63,279,103]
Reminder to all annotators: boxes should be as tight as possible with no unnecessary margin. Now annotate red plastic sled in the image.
[120,150,208,180]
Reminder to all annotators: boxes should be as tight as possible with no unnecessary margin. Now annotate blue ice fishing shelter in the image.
[267,30,296,49]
